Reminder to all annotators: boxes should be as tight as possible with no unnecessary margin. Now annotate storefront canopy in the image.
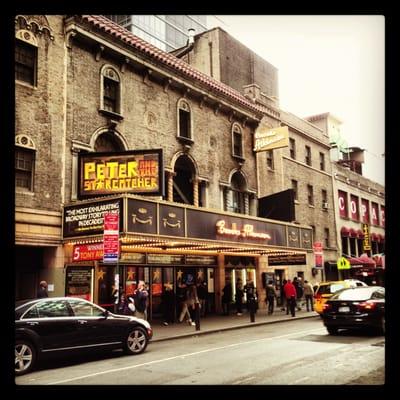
[346,253,376,267]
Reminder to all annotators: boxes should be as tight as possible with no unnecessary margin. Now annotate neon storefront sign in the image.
[216,220,271,240]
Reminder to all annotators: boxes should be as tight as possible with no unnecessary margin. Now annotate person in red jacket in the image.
[283,279,297,317]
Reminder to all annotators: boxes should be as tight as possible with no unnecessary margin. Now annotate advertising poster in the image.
[65,266,93,301]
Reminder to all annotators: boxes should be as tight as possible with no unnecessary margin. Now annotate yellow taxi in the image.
[313,279,368,314]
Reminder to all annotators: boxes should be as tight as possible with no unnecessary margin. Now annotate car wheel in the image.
[15,339,36,376]
[326,327,338,335]
[125,327,148,355]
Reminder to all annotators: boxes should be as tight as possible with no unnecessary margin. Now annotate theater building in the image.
[331,150,385,285]
[15,15,313,318]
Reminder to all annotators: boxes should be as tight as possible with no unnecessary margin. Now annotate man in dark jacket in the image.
[265,280,277,315]
[37,281,48,298]
[221,279,232,315]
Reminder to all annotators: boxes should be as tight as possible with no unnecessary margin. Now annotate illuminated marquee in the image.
[78,149,163,198]
[216,220,271,240]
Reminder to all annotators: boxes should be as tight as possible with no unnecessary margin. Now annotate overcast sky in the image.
[208,15,385,186]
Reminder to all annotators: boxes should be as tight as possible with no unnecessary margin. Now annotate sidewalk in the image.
[151,308,320,342]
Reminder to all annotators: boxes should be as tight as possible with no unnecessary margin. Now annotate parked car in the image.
[15,297,153,376]
[313,279,368,314]
[321,286,385,335]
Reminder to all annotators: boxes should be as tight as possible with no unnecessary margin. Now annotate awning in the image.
[346,254,376,267]
[377,234,385,243]
[356,229,364,239]
[371,233,378,241]
[349,228,357,238]
[340,227,350,237]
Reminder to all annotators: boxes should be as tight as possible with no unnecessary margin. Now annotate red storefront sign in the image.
[380,206,385,228]
[371,203,379,226]
[73,243,103,261]
[361,198,370,223]
[350,195,359,221]
[338,190,348,218]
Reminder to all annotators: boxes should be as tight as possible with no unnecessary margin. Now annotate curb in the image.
[151,314,320,342]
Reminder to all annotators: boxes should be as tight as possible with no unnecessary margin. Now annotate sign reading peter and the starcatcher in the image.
[78,149,163,199]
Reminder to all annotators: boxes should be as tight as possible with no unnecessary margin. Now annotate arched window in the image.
[177,99,193,144]
[100,65,121,115]
[94,131,124,152]
[231,123,243,159]
[224,171,248,214]
[173,155,196,205]
[15,134,36,191]
[15,30,38,86]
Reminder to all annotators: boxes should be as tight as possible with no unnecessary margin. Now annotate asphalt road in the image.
[15,318,385,386]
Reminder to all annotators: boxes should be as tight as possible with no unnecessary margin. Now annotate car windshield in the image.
[331,287,379,301]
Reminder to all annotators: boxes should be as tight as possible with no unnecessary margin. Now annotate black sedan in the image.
[321,286,385,335]
[15,297,153,376]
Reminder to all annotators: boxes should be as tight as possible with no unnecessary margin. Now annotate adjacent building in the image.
[103,15,208,52]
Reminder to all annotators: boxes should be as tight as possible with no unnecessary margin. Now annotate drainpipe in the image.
[173,28,195,59]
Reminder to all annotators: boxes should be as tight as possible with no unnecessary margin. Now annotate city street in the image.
[16,318,384,386]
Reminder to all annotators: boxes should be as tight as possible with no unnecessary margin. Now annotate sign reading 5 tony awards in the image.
[78,149,163,198]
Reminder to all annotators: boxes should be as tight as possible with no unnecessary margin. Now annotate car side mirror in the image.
[103,310,110,318]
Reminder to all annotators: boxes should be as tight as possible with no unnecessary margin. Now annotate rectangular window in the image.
[15,148,34,190]
[233,131,243,158]
[321,189,328,209]
[307,184,314,206]
[179,109,191,138]
[266,150,274,169]
[341,236,349,256]
[324,228,330,248]
[103,77,118,112]
[305,145,312,166]
[291,180,298,201]
[15,40,37,85]
[289,138,296,159]
[319,152,325,171]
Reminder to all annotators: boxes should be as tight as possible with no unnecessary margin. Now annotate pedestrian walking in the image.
[117,292,134,315]
[221,279,232,315]
[283,279,297,317]
[37,281,48,298]
[303,280,315,312]
[235,279,244,316]
[134,280,149,320]
[196,280,208,317]
[280,279,287,311]
[161,283,175,325]
[265,280,277,315]
[244,280,257,322]
[178,284,199,326]
[293,277,304,311]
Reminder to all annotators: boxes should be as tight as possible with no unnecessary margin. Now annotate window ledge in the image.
[16,80,37,90]
[232,155,245,163]
[177,136,194,146]
[99,109,124,120]
[16,189,35,196]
